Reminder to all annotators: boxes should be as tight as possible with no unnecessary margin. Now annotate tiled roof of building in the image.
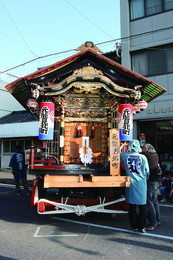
[0,110,37,124]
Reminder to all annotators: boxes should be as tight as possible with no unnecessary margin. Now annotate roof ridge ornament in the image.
[76,41,102,53]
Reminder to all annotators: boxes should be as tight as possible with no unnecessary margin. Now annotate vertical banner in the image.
[118,104,133,141]
[39,102,55,140]
[109,129,120,176]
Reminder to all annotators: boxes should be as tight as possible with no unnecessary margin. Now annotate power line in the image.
[64,0,114,40]
[96,25,173,46]
[1,25,173,74]
[0,29,40,57]
[0,0,39,58]
[0,70,19,79]
[1,48,76,73]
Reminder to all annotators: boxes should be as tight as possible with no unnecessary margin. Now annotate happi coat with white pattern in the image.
[120,151,150,205]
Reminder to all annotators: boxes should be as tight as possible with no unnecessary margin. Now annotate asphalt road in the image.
[0,184,173,260]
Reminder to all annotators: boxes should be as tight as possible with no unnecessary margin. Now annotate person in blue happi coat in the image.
[120,139,150,233]
[9,144,29,195]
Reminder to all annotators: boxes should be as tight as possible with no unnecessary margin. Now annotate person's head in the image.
[16,144,22,153]
[142,143,156,154]
[129,140,142,153]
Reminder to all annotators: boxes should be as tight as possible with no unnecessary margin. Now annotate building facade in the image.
[120,0,173,164]
[0,111,39,169]
[0,79,24,118]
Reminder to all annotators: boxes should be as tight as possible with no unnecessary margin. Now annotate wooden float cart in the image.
[5,42,167,215]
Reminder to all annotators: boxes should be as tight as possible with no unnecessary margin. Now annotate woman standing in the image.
[120,140,150,233]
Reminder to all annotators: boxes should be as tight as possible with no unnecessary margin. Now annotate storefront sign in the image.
[118,104,133,141]
[39,102,55,140]
[109,129,120,176]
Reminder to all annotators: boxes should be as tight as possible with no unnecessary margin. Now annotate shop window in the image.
[25,140,32,149]
[4,141,10,153]
[11,141,17,152]
[18,140,24,151]
[3,139,32,154]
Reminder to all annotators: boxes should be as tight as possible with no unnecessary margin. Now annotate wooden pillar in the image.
[59,107,65,164]
[29,145,35,169]
[107,109,112,161]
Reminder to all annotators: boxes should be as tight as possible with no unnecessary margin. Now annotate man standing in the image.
[120,140,150,233]
[142,143,161,231]
[9,144,29,195]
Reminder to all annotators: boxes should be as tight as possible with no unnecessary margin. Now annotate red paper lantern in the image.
[133,100,148,114]
[137,100,148,111]
[27,99,38,109]
[133,104,140,114]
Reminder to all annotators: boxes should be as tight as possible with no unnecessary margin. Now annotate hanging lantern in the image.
[137,100,148,111]
[90,124,95,138]
[133,104,141,114]
[75,123,83,138]
[27,99,38,109]
[39,102,55,140]
[118,104,133,141]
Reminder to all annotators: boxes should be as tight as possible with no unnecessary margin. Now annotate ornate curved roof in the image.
[5,49,167,110]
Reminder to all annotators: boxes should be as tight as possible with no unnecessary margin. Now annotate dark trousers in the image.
[128,204,147,229]
[147,181,161,226]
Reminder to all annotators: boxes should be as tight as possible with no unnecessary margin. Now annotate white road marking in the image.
[34,226,78,238]
[51,217,173,241]
[1,184,172,239]
[0,184,15,188]
[159,203,173,208]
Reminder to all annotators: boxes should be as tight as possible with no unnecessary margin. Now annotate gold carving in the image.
[64,107,107,120]
[72,82,101,94]
[76,41,102,53]
[73,64,103,76]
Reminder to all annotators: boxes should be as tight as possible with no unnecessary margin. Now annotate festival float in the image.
[5,42,167,215]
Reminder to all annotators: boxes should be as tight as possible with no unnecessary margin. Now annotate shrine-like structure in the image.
[5,42,166,215]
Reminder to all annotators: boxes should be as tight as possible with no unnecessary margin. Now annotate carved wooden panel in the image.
[64,122,108,164]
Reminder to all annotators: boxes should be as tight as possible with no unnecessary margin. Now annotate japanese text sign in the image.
[109,129,120,176]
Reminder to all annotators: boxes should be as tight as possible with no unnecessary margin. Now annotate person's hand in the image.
[120,143,125,151]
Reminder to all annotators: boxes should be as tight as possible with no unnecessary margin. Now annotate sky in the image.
[0,0,121,83]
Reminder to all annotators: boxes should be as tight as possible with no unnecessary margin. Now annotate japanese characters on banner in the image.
[109,129,120,176]
[39,102,55,140]
[118,104,133,141]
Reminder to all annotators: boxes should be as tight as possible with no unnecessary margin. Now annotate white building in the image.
[0,80,24,118]
[0,80,38,169]
[120,0,173,161]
